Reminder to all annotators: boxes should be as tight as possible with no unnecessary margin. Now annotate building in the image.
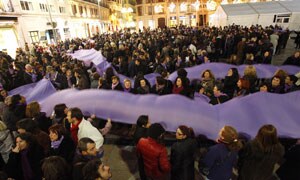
[0,0,110,58]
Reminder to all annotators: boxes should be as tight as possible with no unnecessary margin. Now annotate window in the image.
[39,3,48,12]
[137,6,143,16]
[72,4,77,15]
[20,1,33,11]
[50,5,55,12]
[273,14,290,24]
[148,6,153,15]
[90,8,94,16]
[29,31,39,43]
[59,6,65,13]
[79,6,83,15]
[136,0,142,4]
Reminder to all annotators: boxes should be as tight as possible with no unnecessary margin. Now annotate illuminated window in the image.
[29,31,39,43]
[180,3,187,12]
[148,6,153,15]
[20,1,33,11]
[169,2,175,13]
[137,6,143,16]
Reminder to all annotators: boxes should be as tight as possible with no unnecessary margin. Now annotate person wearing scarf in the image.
[209,84,229,105]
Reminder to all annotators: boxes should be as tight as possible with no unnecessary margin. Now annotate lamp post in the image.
[46,0,57,44]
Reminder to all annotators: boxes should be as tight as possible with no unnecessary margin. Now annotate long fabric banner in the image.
[8,79,300,140]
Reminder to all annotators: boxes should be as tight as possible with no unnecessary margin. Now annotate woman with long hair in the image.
[200,126,242,180]
[6,133,45,180]
[171,125,197,180]
[238,124,284,180]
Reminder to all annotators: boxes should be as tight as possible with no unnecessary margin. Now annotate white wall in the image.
[257,14,276,28]
[210,6,227,27]
[227,15,258,27]
[288,13,300,31]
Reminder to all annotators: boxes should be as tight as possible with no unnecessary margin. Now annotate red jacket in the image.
[137,137,171,179]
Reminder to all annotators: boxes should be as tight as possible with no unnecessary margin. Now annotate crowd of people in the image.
[0,24,299,179]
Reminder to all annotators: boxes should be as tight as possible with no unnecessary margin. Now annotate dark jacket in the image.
[6,144,44,180]
[276,144,300,180]
[33,112,52,133]
[48,135,76,164]
[238,140,284,180]
[72,153,97,180]
[133,127,148,145]
[170,138,197,180]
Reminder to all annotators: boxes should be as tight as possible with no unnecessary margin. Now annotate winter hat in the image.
[148,123,165,140]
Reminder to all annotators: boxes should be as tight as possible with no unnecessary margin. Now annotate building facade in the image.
[0,0,110,58]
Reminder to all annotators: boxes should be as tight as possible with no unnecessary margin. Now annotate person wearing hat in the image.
[136,123,171,180]
[199,126,242,180]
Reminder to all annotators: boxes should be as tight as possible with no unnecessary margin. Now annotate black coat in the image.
[34,112,52,133]
[48,136,76,164]
[277,144,300,180]
[170,138,197,180]
[6,144,44,180]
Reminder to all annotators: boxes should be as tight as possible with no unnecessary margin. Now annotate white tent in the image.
[210,1,300,30]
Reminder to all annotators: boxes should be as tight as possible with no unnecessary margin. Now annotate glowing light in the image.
[154,4,163,13]
[180,2,187,12]
[221,0,228,4]
[169,2,176,12]
[192,0,200,11]
[207,0,217,11]
[250,0,258,2]
[233,0,243,4]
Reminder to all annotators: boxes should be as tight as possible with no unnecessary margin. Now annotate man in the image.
[82,159,112,180]
[137,123,171,180]
[73,138,99,180]
[24,64,37,84]
[67,107,104,150]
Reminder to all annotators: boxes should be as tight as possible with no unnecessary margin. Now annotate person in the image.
[270,76,285,94]
[123,79,136,94]
[276,139,300,180]
[200,126,242,180]
[172,77,189,97]
[16,118,50,155]
[283,51,300,66]
[259,82,270,92]
[137,78,150,94]
[209,84,229,105]
[82,159,112,180]
[67,107,104,151]
[73,137,99,180]
[48,124,76,163]
[170,125,197,180]
[0,121,13,164]
[42,156,72,180]
[137,123,171,180]
[133,115,151,145]
[238,124,284,180]
[2,94,26,132]
[111,76,123,91]
[6,133,45,180]
[26,101,52,133]
[51,103,70,131]
[234,78,250,97]
[223,68,239,99]
[151,76,171,95]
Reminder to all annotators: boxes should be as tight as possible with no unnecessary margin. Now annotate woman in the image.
[223,68,239,99]
[238,124,284,180]
[137,78,150,94]
[0,121,13,164]
[243,65,258,93]
[209,84,229,105]
[48,124,76,163]
[234,78,250,97]
[172,77,189,97]
[200,69,215,97]
[171,125,197,180]
[51,103,70,131]
[42,156,72,180]
[200,126,242,180]
[16,118,50,155]
[6,133,44,180]
[133,115,151,145]
[26,101,52,133]
[123,79,136,94]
